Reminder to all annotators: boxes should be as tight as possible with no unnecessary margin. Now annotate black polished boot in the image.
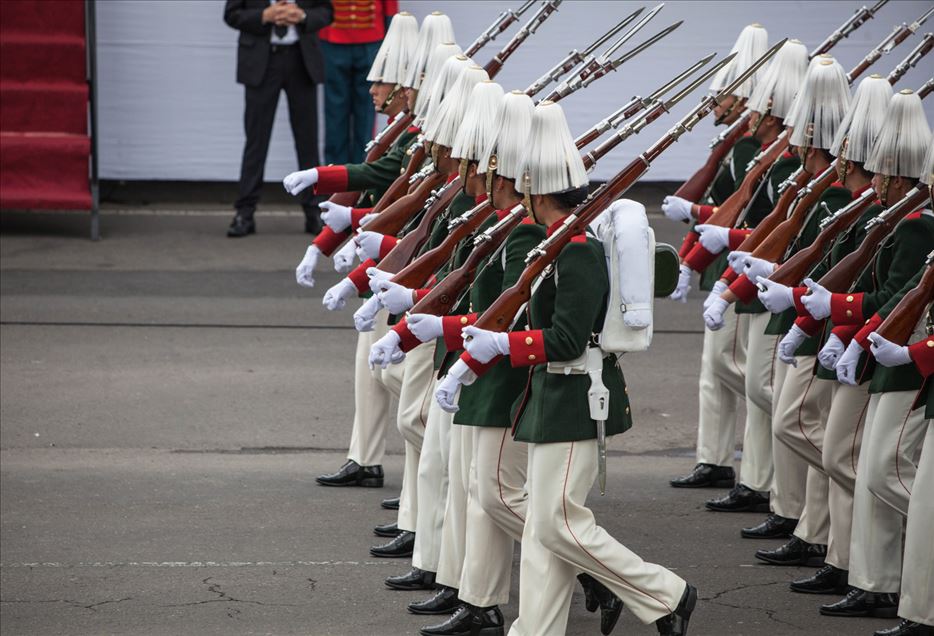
[789,565,849,595]
[381,496,400,510]
[370,530,414,558]
[741,514,797,539]
[420,604,504,636]
[875,620,934,636]
[303,205,323,235]
[578,573,601,612]
[227,214,255,237]
[374,521,401,538]
[316,460,384,487]
[408,586,461,615]
[670,463,735,488]
[820,588,899,618]
[385,567,436,591]
[705,484,770,512]
[576,573,624,634]
[656,584,697,636]
[755,536,826,566]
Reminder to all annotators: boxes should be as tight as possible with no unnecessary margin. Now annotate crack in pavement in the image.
[0,597,134,612]
[700,581,803,630]
[159,576,297,611]
[701,579,785,602]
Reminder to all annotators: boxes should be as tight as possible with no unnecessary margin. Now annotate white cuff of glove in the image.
[353,296,382,332]
[703,297,728,331]
[296,245,320,288]
[778,324,807,366]
[447,358,478,386]
[836,341,863,385]
[703,281,728,310]
[407,313,444,342]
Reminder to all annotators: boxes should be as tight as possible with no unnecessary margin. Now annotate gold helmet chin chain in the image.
[379,83,402,113]
[836,138,850,183]
[522,172,534,219]
[879,173,891,206]
[485,154,499,200]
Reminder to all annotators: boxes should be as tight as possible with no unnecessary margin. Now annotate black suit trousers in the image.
[236,44,319,217]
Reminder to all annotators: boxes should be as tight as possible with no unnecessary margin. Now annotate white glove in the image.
[669,264,692,303]
[332,241,357,273]
[661,195,693,223]
[703,281,728,311]
[319,201,353,232]
[435,359,477,413]
[283,168,318,196]
[462,326,510,363]
[353,296,382,332]
[407,313,444,342]
[375,280,415,314]
[818,333,845,370]
[295,245,320,288]
[867,333,912,367]
[801,278,832,320]
[355,231,386,262]
[703,297,728,331]
[367,267,394,294]
[359,213,378,227]
[695,224,731,254]
[744,257,777,284]
[369,331,405,369]
[727,250,751,274]
[757,277,795,314]
[836,340,863,385]
[322,278,357,311]
[778,324,807,367]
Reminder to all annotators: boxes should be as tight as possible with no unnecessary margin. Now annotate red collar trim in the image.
[850,183,872,200]
[406,125,421,134]
[545,217,585,239]
[445,173,459,185]
[474,193,488,205]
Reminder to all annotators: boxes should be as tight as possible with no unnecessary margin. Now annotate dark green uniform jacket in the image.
[345,127,420,206]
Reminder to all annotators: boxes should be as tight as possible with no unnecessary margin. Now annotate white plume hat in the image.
[451,81,505,161]
[518,101,588,196]
[708,23,769,99]
[865,89,933,179]
[422,58,480,144]
[920,142,933,186]
[403,12,456,90]
[478,90,535,179]
[746,39,809,120]
[413,43,463,121]
[366,12,419,84]
[787,56,851,150]
[830,74,893,164]
[426,64,490,146]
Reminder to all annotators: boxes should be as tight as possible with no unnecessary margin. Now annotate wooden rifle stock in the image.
[875,261,934,344]
[365,112,414,162]
[359,171,447,238]
[369,143,427,215]
[675,117,748,203]
[815,188,927,292]
[732,167,811,257]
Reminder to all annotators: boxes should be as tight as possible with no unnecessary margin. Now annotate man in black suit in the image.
[224,0,333,237]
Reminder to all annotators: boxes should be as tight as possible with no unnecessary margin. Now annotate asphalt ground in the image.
[0,207,897,635]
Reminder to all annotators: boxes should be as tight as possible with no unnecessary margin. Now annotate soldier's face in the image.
[369,82,393,111]
[463,163,484,197]
[405,87,417,111]
[714,95,736,124]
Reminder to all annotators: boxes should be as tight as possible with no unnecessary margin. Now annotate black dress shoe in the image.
[386,567,436,591]
[670,463,735,488]
[227,214,255,237]
[820,588,899,618]
[705,484,770,512]
[790,565,849,595]
[875,620,934,636]
[381,496,400,510]
[408,586,461,615]
[370,530,414,558]
[420,604,504,636]
[656,584,697,636]
[578,573,601,612]
[755,536,826,567]
[304,214,323,235]
[374,521,401,538]
[315,460,384,488]
[741,514,797,539]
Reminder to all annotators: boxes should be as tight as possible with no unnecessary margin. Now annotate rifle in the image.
[874,253,934,344]
[465,0,538,57]
[467,41,785,332]
[807,186,928,292]
[672,0,890,221]
[845,5,934,82]
[395,54,720,299]
[483,0,563,78]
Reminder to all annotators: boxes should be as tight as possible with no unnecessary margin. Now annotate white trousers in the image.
[822,382,871,570]
[508,440,686,635]
[411,381,455,573]
[347,321,393,467]
[900,419,934,625]
[696,309,748,467]
[459,426,528,607]
[793,467,830,545]
[393,341,437,532]
[436,424,474,589]
[850,391,927,593]
[739,312,778,492]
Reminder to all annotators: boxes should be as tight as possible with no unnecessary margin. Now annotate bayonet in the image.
[887,32,933,84]
[465,0,537,57]
[812,0,889,56]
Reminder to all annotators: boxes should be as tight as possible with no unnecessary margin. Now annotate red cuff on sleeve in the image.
[728,274,759,304]
[678,231,699,259]
[313,165,349,195]
[831,324,861,344]
[697,205,715,224]
[728,229,752,250]
[722,267,739,284]
[414,289,430,302]
[393,321,422,352]
[348,259,377,294]
[313,226,351,256]
[794,316,822,337]
[908,337,934,377]
[792,287,808,314]
[684,243,720,273]
[442,314,477,352]
[351,208,374,230]
[379,235,398,259]
[853,314,884,351]
[461,352,499,376]
[508,330,547,368]
[830,292,865,326]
